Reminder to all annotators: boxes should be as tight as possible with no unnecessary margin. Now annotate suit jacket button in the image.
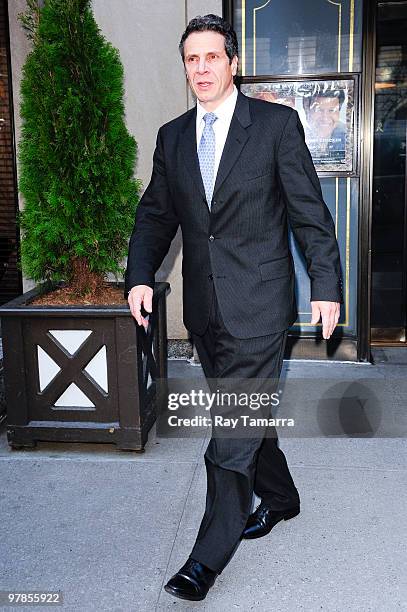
[209,235,215,242]
[208,274,213,280]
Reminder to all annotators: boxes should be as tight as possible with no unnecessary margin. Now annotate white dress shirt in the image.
[196,85,238,180]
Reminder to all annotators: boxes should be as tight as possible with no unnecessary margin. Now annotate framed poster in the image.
[241,78,357,174]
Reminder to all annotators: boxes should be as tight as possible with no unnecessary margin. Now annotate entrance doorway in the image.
[371,0,407,344]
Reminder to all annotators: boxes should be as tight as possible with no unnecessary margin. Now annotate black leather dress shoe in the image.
[242,503,300,540]
[164,558,218,601]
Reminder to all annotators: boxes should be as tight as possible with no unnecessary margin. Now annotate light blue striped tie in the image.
[198,112,217,209]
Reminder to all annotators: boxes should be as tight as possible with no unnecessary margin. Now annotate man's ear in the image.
[231,55,239,76]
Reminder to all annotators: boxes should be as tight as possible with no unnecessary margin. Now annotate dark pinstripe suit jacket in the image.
[124,91,343,339]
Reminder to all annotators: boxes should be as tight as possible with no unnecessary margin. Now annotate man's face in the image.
[183,31,238,111]
[307,97,341,138]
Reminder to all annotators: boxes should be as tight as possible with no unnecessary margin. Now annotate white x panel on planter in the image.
[37,346,61,391]
[48,329,92,355]
[84,346,108,392]
[54,383,95,408]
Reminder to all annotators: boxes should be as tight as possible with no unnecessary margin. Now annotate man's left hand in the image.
[310,301,340,339]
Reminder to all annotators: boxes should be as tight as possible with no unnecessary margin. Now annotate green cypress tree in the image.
[18,0,141,297]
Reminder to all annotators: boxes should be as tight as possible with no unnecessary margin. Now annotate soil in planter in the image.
[29,282,128,306]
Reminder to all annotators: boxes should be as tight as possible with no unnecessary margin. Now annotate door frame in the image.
[369,0,407,347]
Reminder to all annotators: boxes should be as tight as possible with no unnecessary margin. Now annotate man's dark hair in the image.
[303,88,346,114]
[179,14,239,63]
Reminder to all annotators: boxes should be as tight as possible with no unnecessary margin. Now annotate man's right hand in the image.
[128,285,153,330]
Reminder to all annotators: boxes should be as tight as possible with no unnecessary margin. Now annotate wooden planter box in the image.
[0,281,169,452]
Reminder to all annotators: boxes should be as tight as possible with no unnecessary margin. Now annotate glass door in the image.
[371,0,407,344]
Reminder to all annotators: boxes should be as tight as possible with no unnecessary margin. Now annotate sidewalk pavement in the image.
[0,350,406,611]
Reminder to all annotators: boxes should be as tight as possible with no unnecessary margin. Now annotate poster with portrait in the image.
[241,79,356,173]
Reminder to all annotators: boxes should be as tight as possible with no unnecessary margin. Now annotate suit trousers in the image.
[188,287,300,573]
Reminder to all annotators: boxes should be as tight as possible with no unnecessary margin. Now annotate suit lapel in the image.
[179,107,206,200]
[213,92,252,198]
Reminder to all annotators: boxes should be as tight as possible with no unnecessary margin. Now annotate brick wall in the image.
[0,0,21,305]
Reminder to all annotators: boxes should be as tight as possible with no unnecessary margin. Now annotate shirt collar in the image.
[196,85,238,124]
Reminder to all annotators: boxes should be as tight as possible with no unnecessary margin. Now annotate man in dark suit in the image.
[124,15,342,602]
